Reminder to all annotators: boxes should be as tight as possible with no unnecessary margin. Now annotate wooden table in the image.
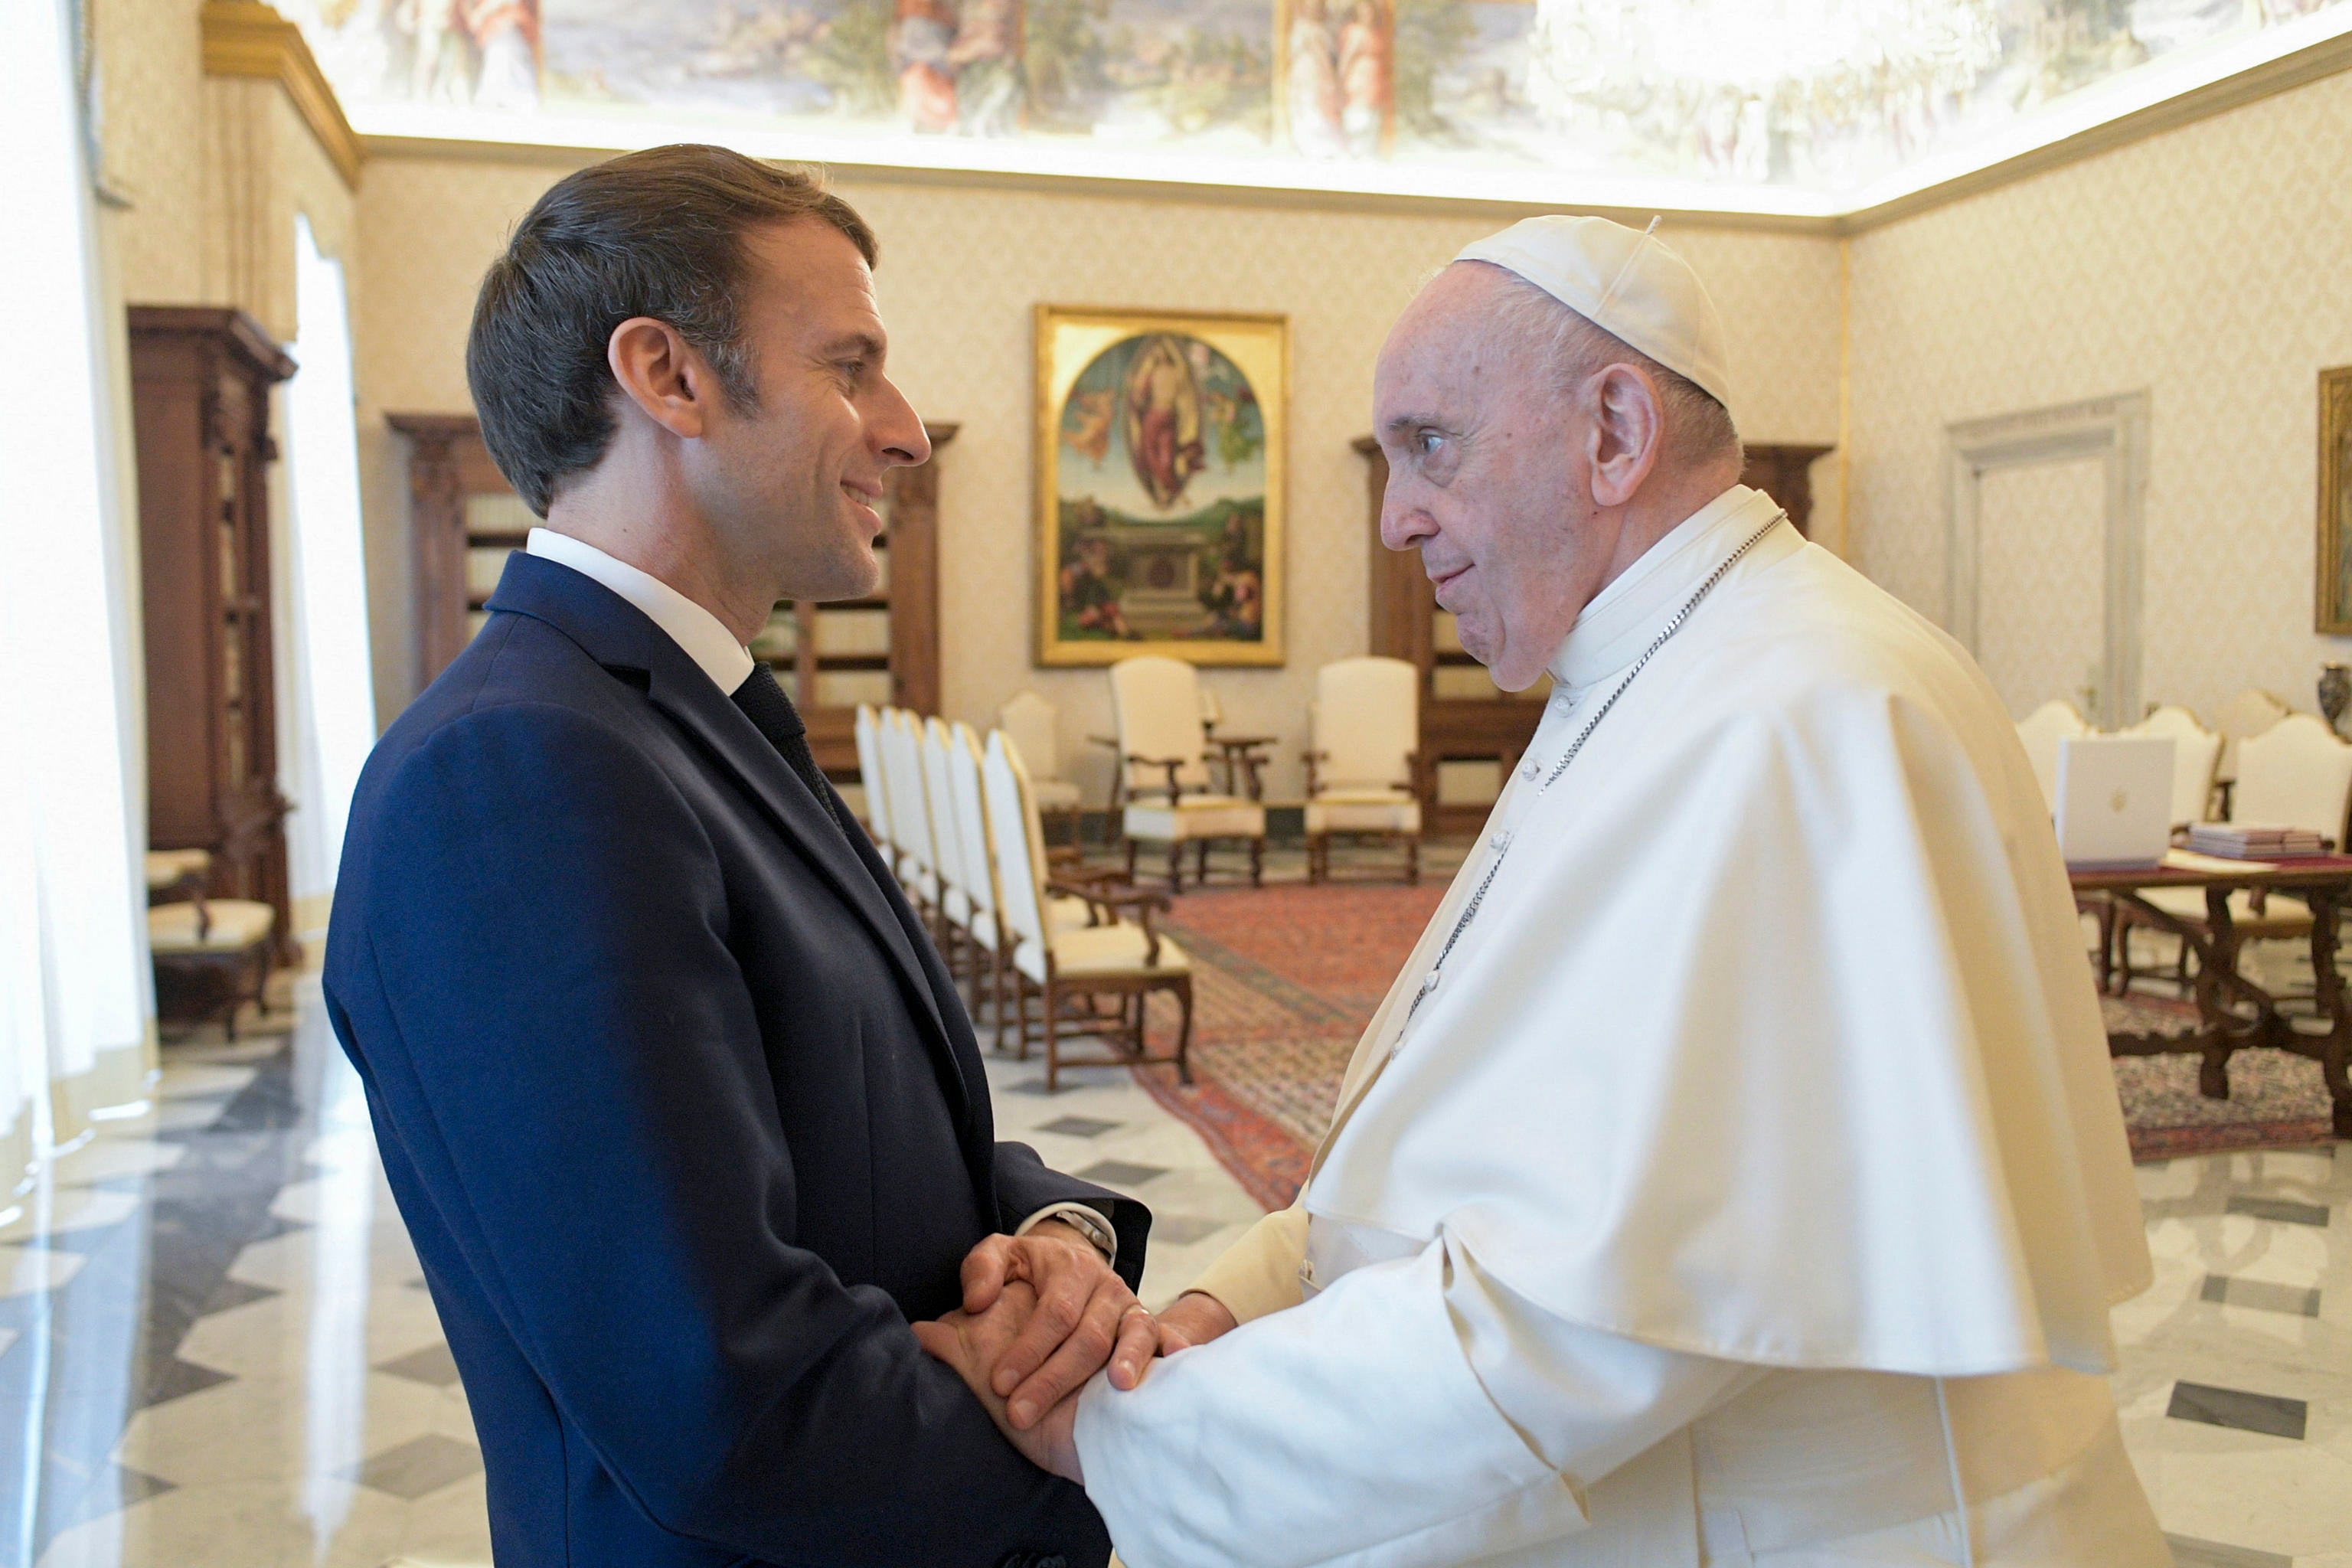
[2073,854,2352,1138]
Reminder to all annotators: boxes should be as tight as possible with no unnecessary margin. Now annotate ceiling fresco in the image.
[289,0,2352,214]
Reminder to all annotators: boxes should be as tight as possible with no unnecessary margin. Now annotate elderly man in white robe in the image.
[918,216,2167,1566]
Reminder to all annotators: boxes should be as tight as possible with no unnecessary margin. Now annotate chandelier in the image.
[1529,0,2007,177]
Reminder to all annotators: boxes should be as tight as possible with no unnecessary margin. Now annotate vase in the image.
[2321,664,2350,733]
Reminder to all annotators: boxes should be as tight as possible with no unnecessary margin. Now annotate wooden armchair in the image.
[985,730,1193,1092]
[1107,655,1266,890]
[1302,656,1424,884]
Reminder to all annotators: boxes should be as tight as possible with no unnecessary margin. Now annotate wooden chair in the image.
[1303,656,1423,884]
[878,707,942,933]
[985,730,1193,1092]
[146,849,273,1037]
[947,722,1100,1050]
[2116,714,2352,991]
[1108,655,1266,890]
[2127,705,2224,830]
[2211,688,2292,820]
[923,715,986,986]
[851,704,895,854]
[2083,706,2225,988]
[2014,699,2088,814]
[997,691,1084,847]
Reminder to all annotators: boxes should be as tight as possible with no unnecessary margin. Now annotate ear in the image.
[1581,362,1666,509]
[606,316,717,441]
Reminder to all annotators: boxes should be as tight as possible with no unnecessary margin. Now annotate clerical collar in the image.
[1544,485,1784,691]
[528,528,757,694]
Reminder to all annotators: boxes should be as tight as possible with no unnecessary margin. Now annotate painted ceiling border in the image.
[286,5,2352,237]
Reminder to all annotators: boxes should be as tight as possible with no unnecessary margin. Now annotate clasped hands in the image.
[916,1220,1236,1482]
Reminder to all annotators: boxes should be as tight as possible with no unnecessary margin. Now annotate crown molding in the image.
[201,0,362,190]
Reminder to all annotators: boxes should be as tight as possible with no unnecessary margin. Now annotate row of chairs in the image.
[2020,693,2352,992]
[1104,654,1425,888]
[853,705,1194,1093]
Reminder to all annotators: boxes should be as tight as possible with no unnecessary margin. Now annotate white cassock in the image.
[1072,485,2168,1567]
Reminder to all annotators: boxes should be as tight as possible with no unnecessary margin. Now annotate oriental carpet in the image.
[1138,884,2340,1210]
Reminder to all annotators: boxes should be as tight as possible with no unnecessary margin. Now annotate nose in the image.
[872,373,931,468]
[1379,474,1435,554]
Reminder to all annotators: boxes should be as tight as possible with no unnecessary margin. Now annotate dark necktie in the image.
[731,662,848,834]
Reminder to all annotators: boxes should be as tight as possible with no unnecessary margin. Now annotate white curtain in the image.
[0,0,153,1184]
[281,214,377,935]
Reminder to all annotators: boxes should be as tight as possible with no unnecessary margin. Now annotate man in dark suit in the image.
[325,145,1157,1568]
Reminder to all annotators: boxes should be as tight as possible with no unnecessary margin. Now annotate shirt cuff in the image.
[1017,1202,1118,1263]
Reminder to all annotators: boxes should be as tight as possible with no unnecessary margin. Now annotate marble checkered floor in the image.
[3,974,2347,1565]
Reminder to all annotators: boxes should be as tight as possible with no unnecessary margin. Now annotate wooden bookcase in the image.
[394,413,950,778]
[1356,437,1831,834]
[129,305,299,964]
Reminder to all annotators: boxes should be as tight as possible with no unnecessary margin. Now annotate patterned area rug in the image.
[2101,991,2337,1161]
[1139,886,2341,1210]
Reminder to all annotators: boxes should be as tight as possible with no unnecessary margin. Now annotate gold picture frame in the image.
[1035,305,1288,667]
[2321,365,2352,634]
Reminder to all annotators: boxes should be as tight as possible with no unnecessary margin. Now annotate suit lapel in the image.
[487,554,979,1135]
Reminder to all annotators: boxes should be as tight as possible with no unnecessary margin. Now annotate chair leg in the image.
[1405,834,1420,887]
[1197,841,1210,885]
[1174,976,1194,1085]
[1248,835,1263,889]
[1014,972,1032,1061]
[1044,976,1060,1093]
[1168,839,1184,893]
[991,949,1008,1051]
[1307,833,1324,884]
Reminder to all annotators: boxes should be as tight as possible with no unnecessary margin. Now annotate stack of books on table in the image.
[2185,823,2329,859]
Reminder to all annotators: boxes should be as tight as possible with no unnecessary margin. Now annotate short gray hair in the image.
[1470,263,1743,469]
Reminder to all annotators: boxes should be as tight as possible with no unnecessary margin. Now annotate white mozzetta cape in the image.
[1310,487,2150,1378]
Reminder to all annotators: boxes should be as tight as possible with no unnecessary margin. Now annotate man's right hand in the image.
[1152,1291,1237,1356]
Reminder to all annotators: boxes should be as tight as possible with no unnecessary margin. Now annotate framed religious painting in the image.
[1034,306,1288,667]
[2320,364,2352,634]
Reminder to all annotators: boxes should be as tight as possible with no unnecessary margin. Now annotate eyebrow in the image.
[819,332,887,364]
[1380,412,1446,439]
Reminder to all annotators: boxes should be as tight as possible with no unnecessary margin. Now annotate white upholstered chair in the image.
[997,690,1084,844]
[1109,655,1266,890]
[2118,713,2352,989]
[878,708,941,923]
[923,716,984,978]
[2126,705,2225,830]
[2014,699,2088,814]
[985,730,1193,1090]
[950,724,1102,1050]
[852,704,893,853]
[1303,656,1423,884]
[2212,687,2293,815]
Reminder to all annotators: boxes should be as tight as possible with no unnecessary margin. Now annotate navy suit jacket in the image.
[324,553,1146,1567]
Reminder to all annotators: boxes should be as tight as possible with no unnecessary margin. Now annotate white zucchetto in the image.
[1455,215,1735,411]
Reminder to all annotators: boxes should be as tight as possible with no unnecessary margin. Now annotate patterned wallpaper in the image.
[1847,64,2352,729]
[356,155,1843,798]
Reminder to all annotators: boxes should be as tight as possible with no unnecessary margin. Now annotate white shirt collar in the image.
[1544,485,1785,691]
[527,528,758,695]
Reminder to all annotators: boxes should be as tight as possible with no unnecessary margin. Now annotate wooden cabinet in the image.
[130,306,299,963]
[1740,444,1834,537]
[395,414,950,779]
[1356,437,1833,833]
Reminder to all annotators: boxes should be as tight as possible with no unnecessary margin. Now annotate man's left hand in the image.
[916,1284,1085,1482]
[959,1223,1155,1429]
